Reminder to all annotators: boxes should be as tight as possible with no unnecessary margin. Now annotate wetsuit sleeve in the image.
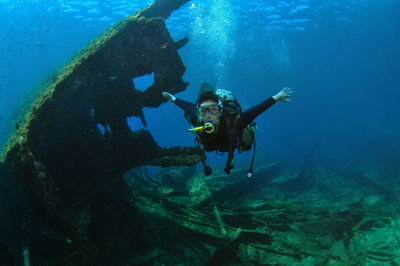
[241,97,276,127]
[174,98,198,125]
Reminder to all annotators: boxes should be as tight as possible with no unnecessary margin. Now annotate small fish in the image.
[33,41,43,47]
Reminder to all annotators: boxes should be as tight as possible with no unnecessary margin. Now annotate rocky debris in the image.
[121,161,400,265]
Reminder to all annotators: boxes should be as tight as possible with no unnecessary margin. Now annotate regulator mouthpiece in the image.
[203,122,214,133]
[188,122,215,134]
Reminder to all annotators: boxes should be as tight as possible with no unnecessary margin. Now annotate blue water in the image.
[0,0,399,172]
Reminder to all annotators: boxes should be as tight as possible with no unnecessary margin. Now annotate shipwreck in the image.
[1,0,400,265]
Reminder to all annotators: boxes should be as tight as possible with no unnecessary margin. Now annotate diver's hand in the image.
[272,87,293,102]
[162,92,176,102]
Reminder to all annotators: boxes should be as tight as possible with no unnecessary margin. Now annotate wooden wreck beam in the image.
[136,0,191,19]
[0,0,199,183]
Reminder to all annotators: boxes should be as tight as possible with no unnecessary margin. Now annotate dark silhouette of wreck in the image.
[0,1,203,264]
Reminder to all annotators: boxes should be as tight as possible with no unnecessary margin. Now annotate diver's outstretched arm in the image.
[162,92,198,125]
[242,97,276,126]
[242,87,293,126]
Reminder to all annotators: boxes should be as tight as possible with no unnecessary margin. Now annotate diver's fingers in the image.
[282,88,293,95]
[162,92,176,102]
[282,91,293,97]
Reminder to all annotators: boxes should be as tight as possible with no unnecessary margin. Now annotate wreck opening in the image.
[132,72,155,92]
[97,124,106,135]
[127,115,145,132]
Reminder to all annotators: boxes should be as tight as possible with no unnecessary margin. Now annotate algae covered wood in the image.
[0,1,204,265]
[0,0,200,194]
[0,0,200,207]
[126,165,400,265]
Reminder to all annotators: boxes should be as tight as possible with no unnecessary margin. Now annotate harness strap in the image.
[195,136,212,176]
[224,121,238,175]
[222,100,242,175]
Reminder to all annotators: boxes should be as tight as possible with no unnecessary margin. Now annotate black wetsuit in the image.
[174,97,276,152]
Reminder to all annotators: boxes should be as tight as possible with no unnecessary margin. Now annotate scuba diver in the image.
[162,82,293,176]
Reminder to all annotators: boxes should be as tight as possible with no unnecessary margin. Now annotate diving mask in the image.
[199,104,220,117]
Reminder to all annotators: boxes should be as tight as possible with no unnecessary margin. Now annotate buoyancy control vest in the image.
[217,89,242,174]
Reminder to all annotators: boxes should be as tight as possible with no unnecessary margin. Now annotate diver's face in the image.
[199,100,220,124]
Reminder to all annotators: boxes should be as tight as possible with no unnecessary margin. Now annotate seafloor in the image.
[4,158,400,265]
[123,162,400,265]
